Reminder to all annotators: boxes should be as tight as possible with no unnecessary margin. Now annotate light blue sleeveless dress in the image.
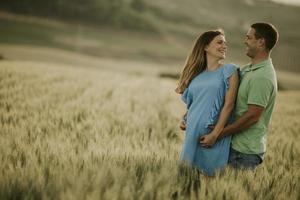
[180,64,238,176]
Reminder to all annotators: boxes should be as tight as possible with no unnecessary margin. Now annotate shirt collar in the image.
[243,58,272,72]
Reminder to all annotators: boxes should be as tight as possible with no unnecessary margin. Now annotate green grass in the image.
[0,60,299,199]
[147,0,300,70]
[1,0,300,72]
[0,15,188,64]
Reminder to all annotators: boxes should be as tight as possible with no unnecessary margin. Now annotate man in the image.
[200,22,279,170]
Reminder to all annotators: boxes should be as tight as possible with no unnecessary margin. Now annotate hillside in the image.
[0,0,299,72]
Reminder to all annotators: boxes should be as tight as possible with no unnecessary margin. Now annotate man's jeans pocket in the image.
[228,148,263,170]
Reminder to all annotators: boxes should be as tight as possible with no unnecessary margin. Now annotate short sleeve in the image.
[223,64,239,90]
[247,78,274,108]
[181,88,193,109]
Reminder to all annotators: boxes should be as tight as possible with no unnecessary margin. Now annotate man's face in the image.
[244,28,259,58]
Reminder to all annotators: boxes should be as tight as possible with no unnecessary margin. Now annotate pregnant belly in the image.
[186,109,217,136]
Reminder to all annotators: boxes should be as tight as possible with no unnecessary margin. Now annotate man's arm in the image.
[218,104,264,139]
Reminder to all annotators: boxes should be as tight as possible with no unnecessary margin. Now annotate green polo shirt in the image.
[231,59,277,154]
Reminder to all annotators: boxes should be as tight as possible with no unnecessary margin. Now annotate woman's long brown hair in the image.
[175,30,224,94]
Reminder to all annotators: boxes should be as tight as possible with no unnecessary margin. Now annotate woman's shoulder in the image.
[222,63,239,69]
[221,63,240,78]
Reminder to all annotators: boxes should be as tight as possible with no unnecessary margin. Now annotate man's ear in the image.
[258,38,266,48]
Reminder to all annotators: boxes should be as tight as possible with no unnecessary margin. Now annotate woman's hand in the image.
[199,133,218,148]
[179,121,186,131]
[180,112,187,131]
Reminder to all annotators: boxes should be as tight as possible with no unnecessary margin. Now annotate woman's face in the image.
[205,34,227,60]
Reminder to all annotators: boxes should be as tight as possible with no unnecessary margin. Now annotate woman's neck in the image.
[206,56,221,71]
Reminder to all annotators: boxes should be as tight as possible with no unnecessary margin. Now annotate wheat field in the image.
[0,60,299,200]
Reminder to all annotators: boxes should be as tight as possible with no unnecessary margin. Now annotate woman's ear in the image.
[204,45,209,52]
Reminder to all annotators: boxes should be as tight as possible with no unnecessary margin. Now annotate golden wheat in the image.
[0,60,299,200]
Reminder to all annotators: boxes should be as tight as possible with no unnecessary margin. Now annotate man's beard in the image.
[246,48,255,58]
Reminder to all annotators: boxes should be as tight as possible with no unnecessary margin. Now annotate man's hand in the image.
[179,121,186,131]
[208,124,215,130]
[199,133,218,148]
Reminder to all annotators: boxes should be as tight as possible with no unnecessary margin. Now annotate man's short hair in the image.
[251,22,279,51]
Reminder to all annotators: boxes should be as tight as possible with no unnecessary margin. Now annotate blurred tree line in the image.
[0,0,158,32]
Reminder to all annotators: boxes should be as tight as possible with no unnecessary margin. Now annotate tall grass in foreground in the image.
[0,61,299,199]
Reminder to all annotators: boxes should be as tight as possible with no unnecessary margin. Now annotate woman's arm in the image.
[199,72,239,147]
[217,104,264,139]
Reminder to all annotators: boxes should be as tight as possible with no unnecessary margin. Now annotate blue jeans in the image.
[228,147,263,170]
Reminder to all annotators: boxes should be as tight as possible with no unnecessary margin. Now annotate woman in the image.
[175,30,239,176]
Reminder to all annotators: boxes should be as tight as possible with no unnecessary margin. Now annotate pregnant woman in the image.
[175,30,239,176]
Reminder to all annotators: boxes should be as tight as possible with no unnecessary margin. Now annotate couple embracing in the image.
[176,22,279,176]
